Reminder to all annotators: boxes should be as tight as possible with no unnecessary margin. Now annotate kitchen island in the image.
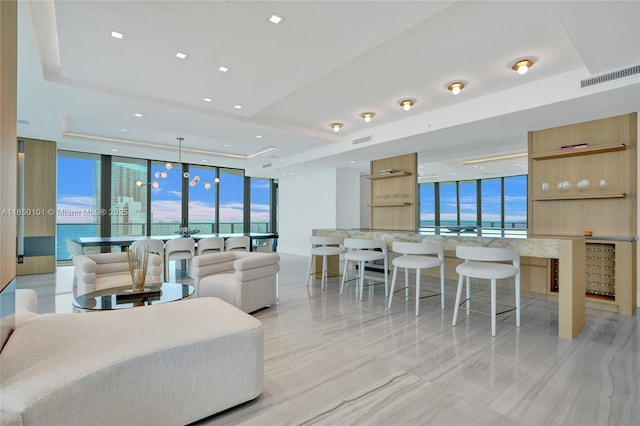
[313,228,585,339]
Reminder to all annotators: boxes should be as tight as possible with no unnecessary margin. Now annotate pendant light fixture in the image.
[136,137,213,189]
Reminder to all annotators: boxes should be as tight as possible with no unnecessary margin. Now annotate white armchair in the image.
[73,252,163,294]
[190,251,279,313]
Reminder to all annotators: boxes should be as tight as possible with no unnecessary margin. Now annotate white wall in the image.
[335,168,360,229]
[637,112,639,309]
[278,168,360,256]
[360,175,371,228]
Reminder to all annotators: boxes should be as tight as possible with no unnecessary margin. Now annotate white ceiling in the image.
[16,1,640,181]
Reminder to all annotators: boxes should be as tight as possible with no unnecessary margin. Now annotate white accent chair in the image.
[452,246,521,337]
[387,240,445,315]
[197,237,225,256]
[164,237,195,281]
[340,238,389,301]
[225,236,251,252]
[73,252,163,295]
[190,251,280,313]
[307,236,343,290]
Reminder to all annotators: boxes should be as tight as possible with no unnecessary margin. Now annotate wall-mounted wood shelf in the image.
[370,202,412,207]
[528,113,637,317]
[369,171,411,180]
[370,154,417,231]
[531,192,626,201]
[531,143,626,160]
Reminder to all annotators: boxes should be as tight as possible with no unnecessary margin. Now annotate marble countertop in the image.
[313,228,584,258]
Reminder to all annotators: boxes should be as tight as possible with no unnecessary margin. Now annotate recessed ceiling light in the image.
[121,128,128,132]
[110,30,124,39]
[218,66,229,72]
[349,160,355,164]
[268,14,283,24]
[203,97,212,102]
[201,159,207,163]
[224,144,230,147]
[256,135,262,138]
[512,59,534,75]
[447,82,465,95]
[330,123,343,132]
[176,51,188,59]
[234,105,243,109]
[133,113,143,117]
[399,99,415,111]
[111,149,118,152]
[360,112,376,122]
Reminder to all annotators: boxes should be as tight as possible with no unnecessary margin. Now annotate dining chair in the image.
[196,237,225,256]
[340,238,388,301]
[252,238,275,252]
[224,236,251,252]
[387,240,444,315]
[164,238,196,281]
[452,245,520,336]
[130,238,168,280]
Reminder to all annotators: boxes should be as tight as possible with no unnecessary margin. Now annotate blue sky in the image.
[57,155,271,224]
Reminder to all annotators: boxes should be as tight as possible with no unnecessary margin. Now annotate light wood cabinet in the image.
[369,153,417,230]
[528,113,637,314]
[17,138,56,275]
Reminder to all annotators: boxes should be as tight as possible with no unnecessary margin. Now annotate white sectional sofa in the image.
[190,251,280,313]
[0,293,263,426]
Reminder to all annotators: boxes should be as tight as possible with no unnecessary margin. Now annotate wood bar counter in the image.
[313,228,585,339]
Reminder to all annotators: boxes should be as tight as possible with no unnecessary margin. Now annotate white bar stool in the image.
[307,236,343,290]
[340,238,388,300]
[387,240,444,316]
[452,245,520,336]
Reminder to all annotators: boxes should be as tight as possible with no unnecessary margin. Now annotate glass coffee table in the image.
[73,282,194,311]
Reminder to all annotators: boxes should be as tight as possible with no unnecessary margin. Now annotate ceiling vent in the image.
[352,135,372,145]
[580,64,640,88]
[262,162,272,168]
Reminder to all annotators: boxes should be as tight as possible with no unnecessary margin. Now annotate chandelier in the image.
[136,137,217,189]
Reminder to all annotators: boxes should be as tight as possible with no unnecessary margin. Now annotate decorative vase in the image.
[127,246,149,292]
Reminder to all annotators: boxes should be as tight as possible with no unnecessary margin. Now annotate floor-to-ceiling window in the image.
[439,181,457,228]
[481,178,502,228]
[419,175,527,234]
[458,180,478,229]
[150,160,182,236]
[111,157,147,237]
[218,168,245,233]
[187,165,217,233]
[56,151,101,259]
[504,175,527,229]
[56,151,277,260]
[250,177,271,232]
[419,182,436,228]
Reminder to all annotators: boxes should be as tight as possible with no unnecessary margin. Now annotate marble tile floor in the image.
[16,254,639,426]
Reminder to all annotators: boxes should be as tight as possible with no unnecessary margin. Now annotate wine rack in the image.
[585,243,615,298]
